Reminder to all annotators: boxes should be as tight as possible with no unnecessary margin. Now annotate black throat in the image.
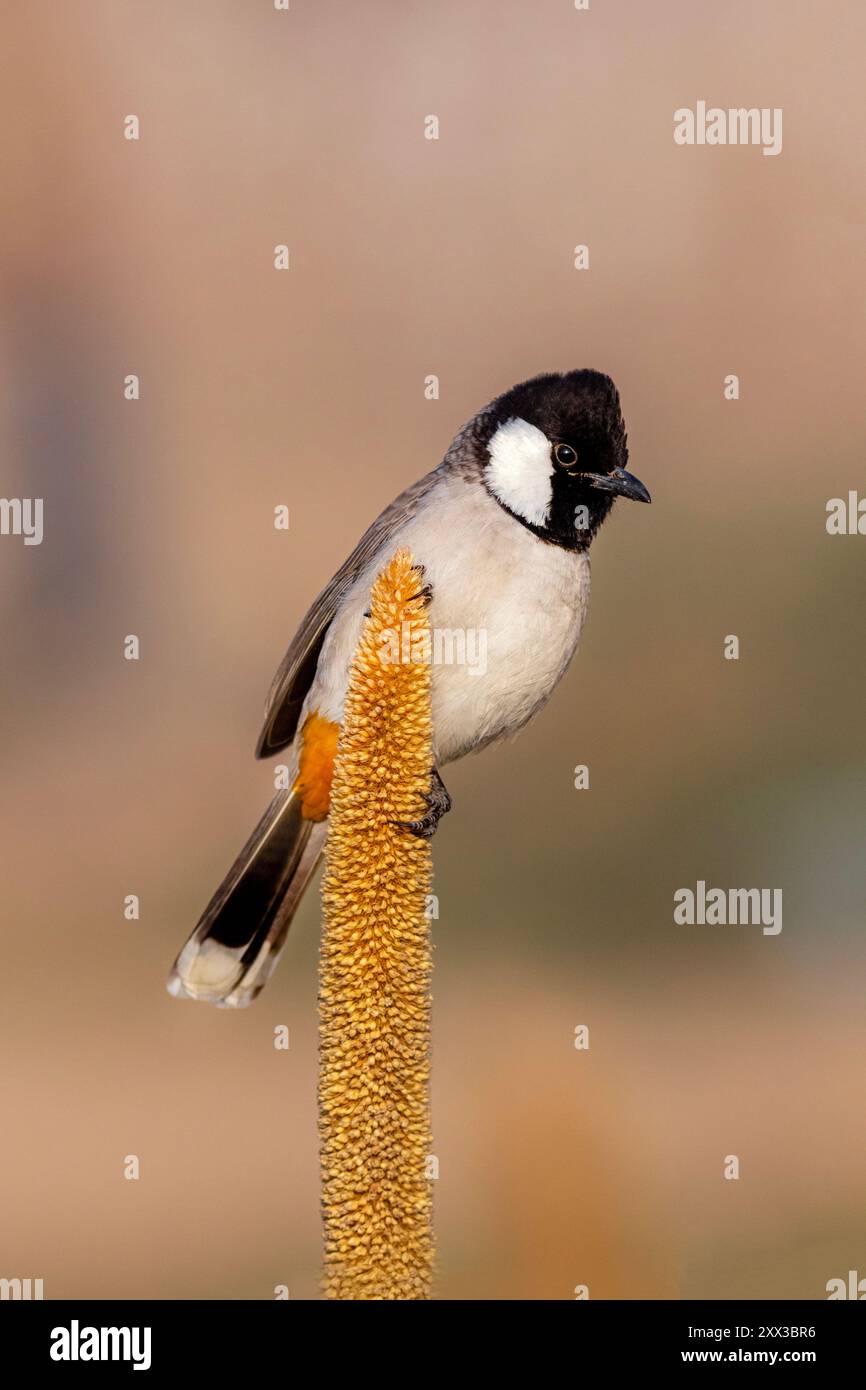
[484,469,614,552]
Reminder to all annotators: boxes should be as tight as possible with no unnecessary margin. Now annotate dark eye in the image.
[553,442,578,468]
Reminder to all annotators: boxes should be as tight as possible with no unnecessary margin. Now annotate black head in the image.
[475,370,650,550]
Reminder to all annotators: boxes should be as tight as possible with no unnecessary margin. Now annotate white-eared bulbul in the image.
[169,370,650,1007]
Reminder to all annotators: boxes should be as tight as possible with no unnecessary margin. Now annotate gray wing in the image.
[254,465,446,758]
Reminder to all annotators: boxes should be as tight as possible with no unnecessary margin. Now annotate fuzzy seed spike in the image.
[319,548,434,1299]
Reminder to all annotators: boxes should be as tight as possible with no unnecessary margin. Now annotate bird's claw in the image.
[408,563,433,607]
[393,768,452,839]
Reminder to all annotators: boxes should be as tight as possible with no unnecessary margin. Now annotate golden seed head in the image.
[319,549,435,1300]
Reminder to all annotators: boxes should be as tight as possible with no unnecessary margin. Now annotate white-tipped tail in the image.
[168,792,326,1008]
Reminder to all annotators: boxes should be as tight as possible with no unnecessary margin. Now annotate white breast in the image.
[304,473,591,765]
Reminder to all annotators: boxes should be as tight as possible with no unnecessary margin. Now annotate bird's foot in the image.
[394,767,452,839]
[409,563,433,607]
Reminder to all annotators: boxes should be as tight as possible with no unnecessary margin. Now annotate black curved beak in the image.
[584,466,651,504]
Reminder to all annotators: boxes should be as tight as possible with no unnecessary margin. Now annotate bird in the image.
[168,369,651,1008]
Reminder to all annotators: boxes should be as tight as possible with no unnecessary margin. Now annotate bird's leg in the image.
[403,560,433,606]
[394,767,452,839]
[393,566,441,836]
[371,568,431,618]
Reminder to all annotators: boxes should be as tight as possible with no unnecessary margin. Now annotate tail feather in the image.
[168,790,326,1009]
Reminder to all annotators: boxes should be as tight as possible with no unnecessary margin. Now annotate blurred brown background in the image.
[1,0,865,1300]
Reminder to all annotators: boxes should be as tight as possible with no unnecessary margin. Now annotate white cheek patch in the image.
[485,416,553,526]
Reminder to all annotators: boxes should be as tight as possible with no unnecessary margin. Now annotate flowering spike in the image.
[319,548,435,1299]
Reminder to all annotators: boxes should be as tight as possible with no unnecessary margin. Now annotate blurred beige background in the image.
[1,0,865,1299]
